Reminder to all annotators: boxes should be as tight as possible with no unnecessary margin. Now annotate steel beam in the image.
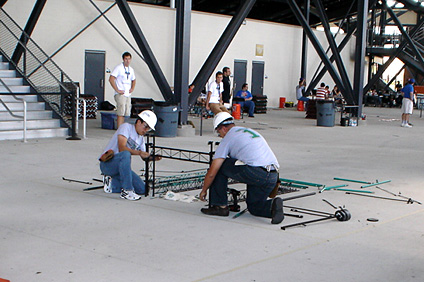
[287,0,349,102]
[385,2,424,68]
[174,0,191,124]
[115,0,174,102]
[353,0,368,115]
[384,64,405,91]
[313,0,353,101]
[305,27,356,96]
[11,0,46,64]
[0,0,7,8]
[364,17,424,93]
[188,0,256,107]
[300,0,310,80]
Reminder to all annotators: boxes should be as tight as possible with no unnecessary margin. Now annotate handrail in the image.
[0,78,27,142]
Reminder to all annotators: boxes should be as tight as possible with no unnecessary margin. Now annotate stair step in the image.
[0,102,45,111]
[0,110,53,120]
[0,94,38,102]
[0,62,9,70]
[0,119,61,130]
[0,70,16,78]
[0,85,30,93]
[0,77,24,85]
[0,127,68,141]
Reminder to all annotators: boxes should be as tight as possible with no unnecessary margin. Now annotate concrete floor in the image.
[1,106,423,282]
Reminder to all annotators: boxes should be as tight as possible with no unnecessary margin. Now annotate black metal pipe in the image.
[281,216,333,230]
[300,0,310,80]
[188,0,256,107]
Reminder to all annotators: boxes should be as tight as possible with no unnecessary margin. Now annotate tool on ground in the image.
[322,199,337,209]
[62,177,92,185]
[333,177,371,184]
[375,186,422,205]
[279,178,324,188]
[281,206,351,230]
[345,192,414,204]
[334,188,374,193]
[360,180,391,189]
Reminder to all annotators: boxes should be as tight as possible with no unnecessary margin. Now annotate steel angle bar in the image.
[319,184,348,193]
[333,177,371,184]
[345,192,411,203]
[334,188,374,193]
[361,180,391,188]
[280,178,324,187]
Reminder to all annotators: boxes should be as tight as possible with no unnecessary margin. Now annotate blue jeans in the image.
[99,150,145,194]
[237,100,255,117]
[209,158,278,218]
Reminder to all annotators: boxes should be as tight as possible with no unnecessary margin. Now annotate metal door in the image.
[84,50,105,104]
[252,61,265,96]
[233,59,247,94]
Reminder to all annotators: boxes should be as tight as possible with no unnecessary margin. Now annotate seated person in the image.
[296,78,309,106]
[234,83,255,117]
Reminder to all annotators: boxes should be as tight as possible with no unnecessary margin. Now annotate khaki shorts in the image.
[209,103,229,115]
[401,98,413,115]
[114,94,132,117]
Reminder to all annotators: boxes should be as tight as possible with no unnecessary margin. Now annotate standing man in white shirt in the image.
[109,52,136,128]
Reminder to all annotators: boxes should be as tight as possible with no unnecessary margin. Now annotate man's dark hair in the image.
[216,71,223,77]
[320,82,325,87]
[223,67,230,74]
[242,83,248,88]
[122,52,132,59]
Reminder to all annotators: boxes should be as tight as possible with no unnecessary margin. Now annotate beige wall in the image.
[4,0,358,108]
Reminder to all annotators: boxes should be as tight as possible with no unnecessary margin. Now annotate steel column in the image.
[0,0,7,8]
[313,0,353,100]
[300,0,310,80]
[385,2,424,68]
[287,0,349,103]
[174,0,191,124]
[364,17,424,93]
[115,0,173,102]
[11,0,46,64]
[188,0,256,107]
[352,0,368,116]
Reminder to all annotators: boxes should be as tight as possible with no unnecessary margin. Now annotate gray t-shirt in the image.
[213,126,279,169]
[100,123,145,158]
[296,85,304,100]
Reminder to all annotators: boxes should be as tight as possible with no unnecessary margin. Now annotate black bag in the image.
[99,101,116,111]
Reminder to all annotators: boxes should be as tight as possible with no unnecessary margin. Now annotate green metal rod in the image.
[334,188,374,193]
[333,177,371,184]
[361,180,391,188]
[319,184,348,193]
[280,183,309,189]
[280,178,324,187]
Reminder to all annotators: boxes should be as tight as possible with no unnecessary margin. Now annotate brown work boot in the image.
[201,205,229,217]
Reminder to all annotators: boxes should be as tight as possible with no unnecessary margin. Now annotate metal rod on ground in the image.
[281,216,333,230]
[322,199,337,209]
[361,180,391,188]
[333,177,371,184]
[83,185,103,191]
[92,178,103,183]
[279,178,324,187]
[345,192,412,203]
[285,205,333,216]
[319,184,348,193]
[291,209,330,217]
[232,208,247,218]
[334,188,374,193]
[375,186,422,205]
[62,177,92,185]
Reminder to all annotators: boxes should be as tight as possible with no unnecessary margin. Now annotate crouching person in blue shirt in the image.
[199,112,284,224]
[99,110,160,201]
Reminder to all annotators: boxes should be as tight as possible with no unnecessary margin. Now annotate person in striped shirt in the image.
[315,82,327,100]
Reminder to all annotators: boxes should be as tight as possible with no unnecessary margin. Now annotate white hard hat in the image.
[213,112,234,130]
[138,110,157,130]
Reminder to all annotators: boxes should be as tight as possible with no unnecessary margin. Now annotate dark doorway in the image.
[252,60,264,96]
[233,59,247,95]
[84,50,105,105]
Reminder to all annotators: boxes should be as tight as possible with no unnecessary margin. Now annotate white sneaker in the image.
[401,123,405,127]
[120,190,141,201]
[404,123,412,128]
[103,176,112,193]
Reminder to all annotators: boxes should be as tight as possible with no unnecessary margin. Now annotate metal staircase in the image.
[0,55,67,140]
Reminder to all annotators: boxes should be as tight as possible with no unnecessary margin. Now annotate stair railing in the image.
[0,78,27,142]
[0,8,80,138]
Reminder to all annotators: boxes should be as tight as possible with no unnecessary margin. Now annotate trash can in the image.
[100,112,117,130]
[153,101,179,137]
[316,100,335,127]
